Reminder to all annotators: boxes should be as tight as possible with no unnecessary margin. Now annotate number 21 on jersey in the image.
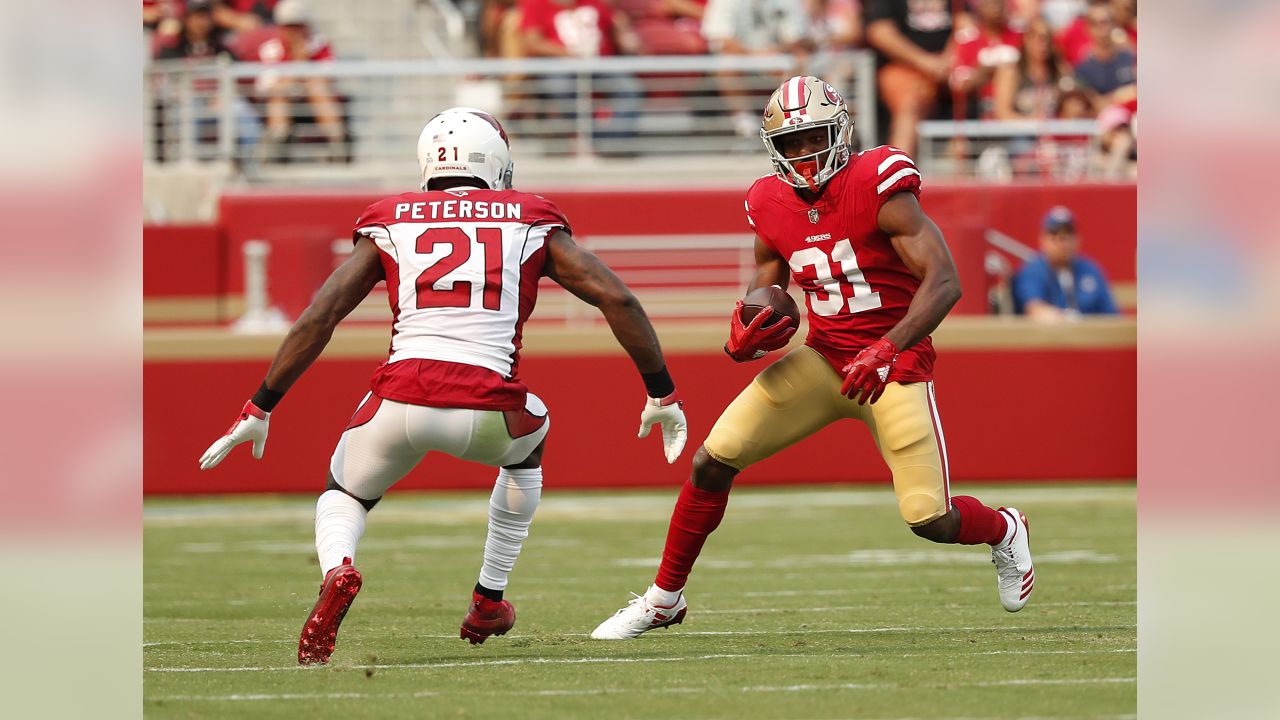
[415,226,504,310]
[788,239,882,316]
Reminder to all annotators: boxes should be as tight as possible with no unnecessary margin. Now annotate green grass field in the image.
[144,484,1135,719]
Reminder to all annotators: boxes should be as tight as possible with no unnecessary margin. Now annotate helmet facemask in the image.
[761,113,853,193]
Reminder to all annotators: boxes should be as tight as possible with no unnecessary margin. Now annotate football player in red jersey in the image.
[198,107,689,664]
[592,76,1034,639]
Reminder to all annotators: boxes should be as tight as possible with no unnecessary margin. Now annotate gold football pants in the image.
[703,346,951,526]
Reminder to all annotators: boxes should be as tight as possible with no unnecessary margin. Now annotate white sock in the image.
[478,467,543,591]
[645,584,682,608]
[315,489,368,577]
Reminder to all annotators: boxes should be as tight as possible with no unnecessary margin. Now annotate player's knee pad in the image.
[899,491,947,527]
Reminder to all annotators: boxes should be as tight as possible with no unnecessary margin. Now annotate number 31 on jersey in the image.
[788,239,882,316]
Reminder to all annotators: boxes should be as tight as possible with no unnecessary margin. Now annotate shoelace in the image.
[609,592,647,618]
[991,545,1022,588]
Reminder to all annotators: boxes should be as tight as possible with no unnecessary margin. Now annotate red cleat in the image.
[298,558,362,666]
[460,591,516,645]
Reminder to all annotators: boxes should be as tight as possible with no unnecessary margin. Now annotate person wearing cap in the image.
[1011,206,1118,321]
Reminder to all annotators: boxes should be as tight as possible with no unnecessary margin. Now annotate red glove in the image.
[840,337,899,405]
[724,300,797,362]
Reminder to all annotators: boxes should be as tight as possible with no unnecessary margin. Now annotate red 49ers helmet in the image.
[761,76,854,191]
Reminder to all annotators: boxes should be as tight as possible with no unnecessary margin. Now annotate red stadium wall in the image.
[144,346,1135,495]
[143,183,1135,320]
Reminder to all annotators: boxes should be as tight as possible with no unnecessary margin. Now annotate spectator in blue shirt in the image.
[1012,206,1118,321]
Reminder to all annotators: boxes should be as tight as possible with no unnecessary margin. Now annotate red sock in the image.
[951,495,1009,545]
[653,481,730,593]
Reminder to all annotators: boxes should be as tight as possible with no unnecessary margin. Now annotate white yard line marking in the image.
[149,676,1136,702]
[145,645,1134,672]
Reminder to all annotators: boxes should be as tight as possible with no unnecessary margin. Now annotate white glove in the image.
[199,401,270,470]
[638,393,687,464]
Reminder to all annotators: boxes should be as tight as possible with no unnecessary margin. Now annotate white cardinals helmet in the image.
[417,107,514,191]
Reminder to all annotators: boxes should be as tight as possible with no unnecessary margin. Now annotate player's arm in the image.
[880,192,961,349]
[544,229,687,463]
[745,235,790,293]
[865,18,951,81]
[260,236,384,392]
[199,237,384,469]
[726,235,797,361]
[840,192,961,404]
[521,27,571,57]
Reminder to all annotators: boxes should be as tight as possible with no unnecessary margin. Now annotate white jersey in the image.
[351,189,571,410]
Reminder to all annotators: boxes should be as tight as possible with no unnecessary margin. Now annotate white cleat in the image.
[590,591,688,640]
[991,507,1034,612]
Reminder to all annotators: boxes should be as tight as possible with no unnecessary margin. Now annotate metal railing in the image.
[143,52,878,182]
[917,119,1109,181]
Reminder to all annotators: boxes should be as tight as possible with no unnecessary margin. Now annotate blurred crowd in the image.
[146,0,1135,175]
[477,0,1134,169]
[145,0,346,165]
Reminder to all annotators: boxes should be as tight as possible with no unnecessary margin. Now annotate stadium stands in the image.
[144,0,1136,194]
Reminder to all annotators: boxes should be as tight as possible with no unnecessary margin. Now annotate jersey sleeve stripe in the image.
[877,167,921,194]
[876,154,916,175]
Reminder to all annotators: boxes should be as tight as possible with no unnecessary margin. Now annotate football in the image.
[741,284,801,328]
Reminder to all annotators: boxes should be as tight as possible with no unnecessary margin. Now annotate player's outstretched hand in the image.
[725,301,797,362]
[638,392,688,464]
[199,400,271,469]
[840,338,900,405]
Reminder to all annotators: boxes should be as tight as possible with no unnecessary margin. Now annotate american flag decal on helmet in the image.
[469,152,487,163]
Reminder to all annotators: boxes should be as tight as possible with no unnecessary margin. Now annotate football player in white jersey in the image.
[199,107,689,666]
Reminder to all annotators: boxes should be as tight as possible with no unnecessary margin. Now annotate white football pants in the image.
[329,392,550,500]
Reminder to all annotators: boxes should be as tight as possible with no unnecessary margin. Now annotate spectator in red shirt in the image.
[1054,0,1091,67]
[628,0,708,55]
[519,0,645,149]
[950,0,1022,118]
[520,0,639,57]
[244,0,344,160]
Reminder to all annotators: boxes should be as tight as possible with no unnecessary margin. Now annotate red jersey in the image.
[1056,16,1091,67]
[953,24,1023,117]
[519,0,618,57]
[745,146,934,382]
[351,189,571,411]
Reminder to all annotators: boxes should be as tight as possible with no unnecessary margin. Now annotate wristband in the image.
[641,366,675,399]
[251,381,285,413]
